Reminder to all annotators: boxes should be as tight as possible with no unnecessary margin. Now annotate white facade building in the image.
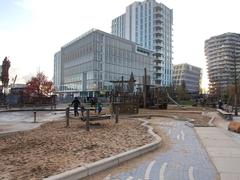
[112,0,173,87]
[205,33,240,95]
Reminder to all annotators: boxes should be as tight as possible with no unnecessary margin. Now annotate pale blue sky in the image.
[0,0,31,30]
[1,0,240,89]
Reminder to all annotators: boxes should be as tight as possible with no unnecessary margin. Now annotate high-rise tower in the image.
[205,33,240,95]
[112,0,173,86]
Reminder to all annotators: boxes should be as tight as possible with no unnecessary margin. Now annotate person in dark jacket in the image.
[71,97,80,116]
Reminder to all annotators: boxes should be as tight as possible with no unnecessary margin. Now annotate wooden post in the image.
[66,107,70,127]
[33,111,36,123]
[115,104,119,123]
[86,109,90,131]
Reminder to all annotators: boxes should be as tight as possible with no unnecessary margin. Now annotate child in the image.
[96,101,102,114]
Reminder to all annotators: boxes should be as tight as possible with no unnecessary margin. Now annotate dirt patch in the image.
[0,124,13,132]
[139,109,211,126]
[0,119,153,180]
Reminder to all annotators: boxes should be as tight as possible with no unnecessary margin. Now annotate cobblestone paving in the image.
[104,119,218,180]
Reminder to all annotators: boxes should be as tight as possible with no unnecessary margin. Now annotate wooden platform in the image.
[81,114,111,121]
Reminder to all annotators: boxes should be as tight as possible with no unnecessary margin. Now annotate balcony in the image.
[154,6,163,12]
[154,43,163,49]
[154,41,164,47]
[153,49,164,54]
[154,19,163,25]
[154,58,162,63]
[154,52,163,58]
[154,65,162,70]
[154,71,162,76]
[154,36,164,42]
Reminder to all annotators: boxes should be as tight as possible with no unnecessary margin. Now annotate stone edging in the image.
[44,118,162,180]
[208,117,215,126]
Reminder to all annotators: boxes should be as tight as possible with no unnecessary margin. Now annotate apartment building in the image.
[205,33,240,95]
[53,29,154,97]
[173,63,202,95]
[111,0,173,86]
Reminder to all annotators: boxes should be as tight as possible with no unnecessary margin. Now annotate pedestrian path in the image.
[195,111,240,180]
[196,127,240,180]
[102,118,217,180]
[0,111,65,135]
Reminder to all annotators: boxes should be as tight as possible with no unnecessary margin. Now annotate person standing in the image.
[218,99,223,109]
[71,97,80,116]
[96,101,102,114]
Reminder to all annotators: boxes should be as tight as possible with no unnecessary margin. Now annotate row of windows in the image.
[104,63,151,76]
[64,61,93,76]
[105,37,132,51]
[104,46,152,66]
[64,54,94,69]
[63,80,99,91]
[105,55,151,69]
[64,71,102,83]
[63,43,93,62]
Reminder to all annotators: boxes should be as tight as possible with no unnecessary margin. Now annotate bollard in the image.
[66,107,70,127]
[115,105,119,123]
[86,109,90,131]
[33,111,37,123]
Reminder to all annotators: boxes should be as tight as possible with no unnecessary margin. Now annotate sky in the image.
[1,0,240,89]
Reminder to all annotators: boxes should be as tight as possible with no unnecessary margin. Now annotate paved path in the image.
[96,118,218,180]
[195,111,240,180]
[196,127,240,180]
[0,111,65,134]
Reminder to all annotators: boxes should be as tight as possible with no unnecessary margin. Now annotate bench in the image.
[217,109,233,120]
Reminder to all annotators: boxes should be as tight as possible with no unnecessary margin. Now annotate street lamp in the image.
[233,48,238,116]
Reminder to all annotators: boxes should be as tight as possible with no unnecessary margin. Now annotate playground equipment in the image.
[110,74,139,114]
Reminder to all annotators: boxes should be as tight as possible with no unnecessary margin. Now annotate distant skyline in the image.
[1,0,240,90]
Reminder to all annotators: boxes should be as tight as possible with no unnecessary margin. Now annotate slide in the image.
[166,92,185,109]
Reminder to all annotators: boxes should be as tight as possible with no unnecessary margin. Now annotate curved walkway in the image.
[95,117,218,180]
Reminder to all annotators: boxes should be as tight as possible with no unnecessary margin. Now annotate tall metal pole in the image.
[234,49,238,116]
[143,68,147,108]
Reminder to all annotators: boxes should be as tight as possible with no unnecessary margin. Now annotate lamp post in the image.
[234,48,238,116]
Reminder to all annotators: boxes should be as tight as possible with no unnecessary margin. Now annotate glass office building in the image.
[54,29,154,96]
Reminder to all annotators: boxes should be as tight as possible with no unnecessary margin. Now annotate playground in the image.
[0,117,153,180]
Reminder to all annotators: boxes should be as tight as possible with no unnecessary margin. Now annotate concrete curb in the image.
[44,118,161,180]
[208,117,215,127]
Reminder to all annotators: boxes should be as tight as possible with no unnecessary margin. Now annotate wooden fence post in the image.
[33,111,37,123]
[66,107,70,127]
[86,109,90,131]
[115,105,119,123]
